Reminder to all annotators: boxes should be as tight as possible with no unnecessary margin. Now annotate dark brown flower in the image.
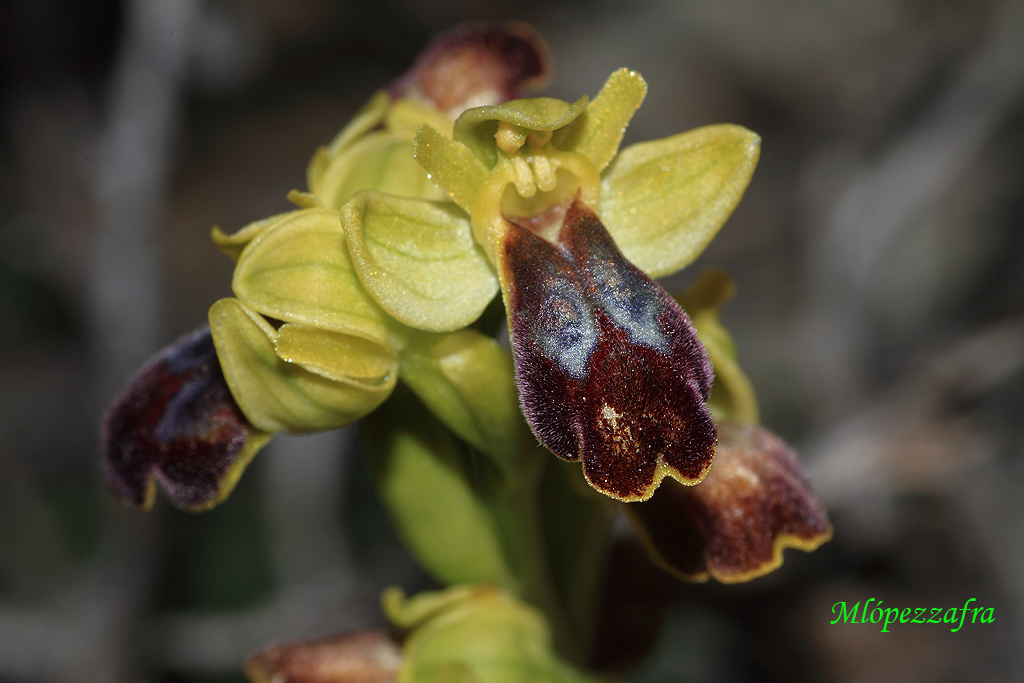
[101,325,270,511]
[505,200,716,501]
[626,421,832,582]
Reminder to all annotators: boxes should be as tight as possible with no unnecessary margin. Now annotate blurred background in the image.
[1,0,1023,681]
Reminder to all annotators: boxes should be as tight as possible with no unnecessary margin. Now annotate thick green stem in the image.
[488,463,581,664]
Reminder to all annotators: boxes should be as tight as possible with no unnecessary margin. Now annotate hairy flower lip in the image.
[505,200,717,502]
[101,325,271,512]
[625,421,833,582]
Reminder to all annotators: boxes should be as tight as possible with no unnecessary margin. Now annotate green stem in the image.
[489,465,581,663]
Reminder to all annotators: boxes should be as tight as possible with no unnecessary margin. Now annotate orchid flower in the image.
[102,23,832,682]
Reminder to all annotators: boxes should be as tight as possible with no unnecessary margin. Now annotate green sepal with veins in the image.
[209,297,397,433]
[340,191,498,333]
[308,91,453,210]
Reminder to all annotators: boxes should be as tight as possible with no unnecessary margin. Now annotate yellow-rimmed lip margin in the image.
[624,421,832,583]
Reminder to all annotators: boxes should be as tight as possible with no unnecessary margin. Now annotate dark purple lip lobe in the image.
[102,325,264,510]
[503,200,716,500]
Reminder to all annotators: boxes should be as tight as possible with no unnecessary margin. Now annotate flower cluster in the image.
[102,23,831,683]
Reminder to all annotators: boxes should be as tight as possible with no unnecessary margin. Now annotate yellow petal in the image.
[413,124,490,213]
[209,298,395,433]
[232,208,392,345]
[383,586,595,683]
[601,124,760,278]
[211,210,297,262]
[275,323,395,382]
[552,68,647,172]
[311,131,444,210]
[386,98,455,138]
[326,90,391,157]
[285,189,323,209]
[342,191,497,332]
[306,91,391,200]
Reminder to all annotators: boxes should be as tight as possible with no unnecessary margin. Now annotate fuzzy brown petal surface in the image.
[627,421,832,582]
[504,200,716,501]
[101,325,270,511]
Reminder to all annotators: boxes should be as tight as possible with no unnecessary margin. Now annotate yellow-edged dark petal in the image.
[552,68,647,172]
[209,298,395,433]
[232,208,392,345]
[626,422,832,583]
[601,124,760,279]
[363,388,516,590]
[102,325,273,512]
[341,192,497,332]
[245,630,401,683]
[501,202,716,501]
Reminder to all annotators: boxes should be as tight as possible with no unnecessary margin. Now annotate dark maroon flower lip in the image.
[101,325,270,511]
[502,199,717,501]
[626,421,833,583]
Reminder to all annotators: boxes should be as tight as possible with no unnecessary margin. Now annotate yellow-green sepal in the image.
[454,96,589,169]
[211,210,297,262]
[386,98,455,138]
[551,68,647,172]
[383,586,597,683]
[341,191,498,332]
[413,124,490,213]
[399,330,531,478]
[601,124,760,278]
[231,207,392,345]
[275,323,396,383]
[309,131,444,210]
[674,268,759,424]
[306,91,390,199]
[362,389,515,590]
[383,585,480,629]
[327,90,391,157]
[209,298,395,433]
